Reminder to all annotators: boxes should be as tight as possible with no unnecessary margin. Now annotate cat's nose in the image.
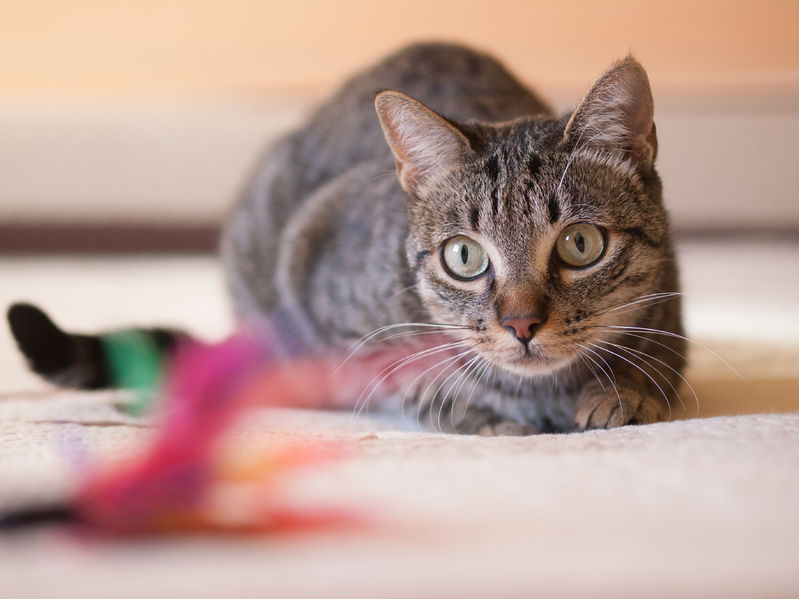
[500,314,546,343]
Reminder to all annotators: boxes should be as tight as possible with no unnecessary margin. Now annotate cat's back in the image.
[323,42,550,121]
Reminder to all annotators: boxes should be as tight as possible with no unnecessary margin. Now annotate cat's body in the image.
[8,43,685,434]
[219,43,685,434]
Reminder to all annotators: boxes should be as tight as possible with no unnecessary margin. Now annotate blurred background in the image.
[0,0,797,250]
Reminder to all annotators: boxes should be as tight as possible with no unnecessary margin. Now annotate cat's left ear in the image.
[563,56,657,171]
[375,91,473,193]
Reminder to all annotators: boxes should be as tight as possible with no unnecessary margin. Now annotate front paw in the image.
[574,382,665,430]
[452,407,540,436]
[475,421,540,436]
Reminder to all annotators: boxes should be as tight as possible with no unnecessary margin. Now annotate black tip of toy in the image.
[8,302,63,341]
[0,504,75,531]
[7,302,75,377]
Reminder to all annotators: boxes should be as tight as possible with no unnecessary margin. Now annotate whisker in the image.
[416,350,474,428]
[605,325,744,380]
[379,329,465,343]
[597,341,682,417]
[599,340,682,408]
[400,349,472,423]
[577,343,623,415]
[388,283,420,303]
[610,330,690,365]
[589,342,672,421]
[352,340,469,418]
[452,354,487,404]
[600,339,699,416]
[436,354,483,432]
[438,355,483,429]
[348,322,467,353]
[457,358,494,430]
[594,292,683,317]
[366,169,401,184]
[606,296,682,318]
[577,352,607,396]
[337,322,467,372]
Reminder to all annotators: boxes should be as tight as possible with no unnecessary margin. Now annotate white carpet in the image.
[0,237,797,598]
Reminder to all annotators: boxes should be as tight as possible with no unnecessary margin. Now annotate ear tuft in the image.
[375,91,473,193]
[563,56,657,170]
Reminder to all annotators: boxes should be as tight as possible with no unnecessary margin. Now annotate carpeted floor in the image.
[0,237,798,598]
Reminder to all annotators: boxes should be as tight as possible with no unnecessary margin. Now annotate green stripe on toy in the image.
[101,330,164,415]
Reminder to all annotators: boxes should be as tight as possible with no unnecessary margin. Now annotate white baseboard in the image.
[1,86,797,231]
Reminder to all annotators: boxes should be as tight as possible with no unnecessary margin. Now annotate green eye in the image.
[556,223,605,267]
[442,236,489,280]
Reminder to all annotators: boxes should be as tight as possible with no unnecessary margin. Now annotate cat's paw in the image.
[452,407,540,436]
[475,421,540,437]
[574,382,665,430]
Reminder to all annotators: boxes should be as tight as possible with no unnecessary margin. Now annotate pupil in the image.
[574,232,585,253]
[460,244,469,264]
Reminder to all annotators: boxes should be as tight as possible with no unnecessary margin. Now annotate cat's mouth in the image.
[507,353,573,376]
[479,340,576,377]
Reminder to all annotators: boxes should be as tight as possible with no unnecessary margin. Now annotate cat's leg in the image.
[409,382,541,436]
[575,304,685,430]
[573,378,666,430]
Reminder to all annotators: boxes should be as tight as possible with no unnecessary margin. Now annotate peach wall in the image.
[1,0,797,98]
[1,0,797,231]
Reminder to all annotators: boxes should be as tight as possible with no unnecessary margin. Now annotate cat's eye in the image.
[441,236,489,280]
[556,223,605,268]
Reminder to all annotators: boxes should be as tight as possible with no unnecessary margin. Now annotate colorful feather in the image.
[52,320,456,535]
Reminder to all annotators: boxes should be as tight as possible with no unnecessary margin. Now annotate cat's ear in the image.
[375,91,473,193]
[563,56,657,171]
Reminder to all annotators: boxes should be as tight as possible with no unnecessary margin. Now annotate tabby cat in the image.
[9,43,685,434]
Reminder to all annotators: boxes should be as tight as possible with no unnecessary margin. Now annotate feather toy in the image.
[1,313,456,535]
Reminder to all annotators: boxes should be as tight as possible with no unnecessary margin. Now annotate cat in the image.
[8,43,685,435]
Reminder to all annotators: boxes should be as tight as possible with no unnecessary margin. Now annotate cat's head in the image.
[375,57,674,377]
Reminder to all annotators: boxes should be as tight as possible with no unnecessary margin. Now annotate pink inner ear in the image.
[642,120,658,165]
[625,99,657,168]
[375,91,473,192]
[622,74,657,165]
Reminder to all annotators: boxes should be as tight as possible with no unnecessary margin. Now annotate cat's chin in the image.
[496,353,575,378]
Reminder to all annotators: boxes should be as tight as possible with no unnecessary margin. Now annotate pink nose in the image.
[500,314,546,343]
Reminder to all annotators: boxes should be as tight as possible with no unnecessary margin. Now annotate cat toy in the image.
[1,311,455,535]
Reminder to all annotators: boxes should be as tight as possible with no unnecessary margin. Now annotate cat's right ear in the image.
[375,91,473,194]
[563,56,658,172]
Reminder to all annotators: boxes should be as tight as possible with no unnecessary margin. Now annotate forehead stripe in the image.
[547,194,561,224]
[469,205,480,230]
